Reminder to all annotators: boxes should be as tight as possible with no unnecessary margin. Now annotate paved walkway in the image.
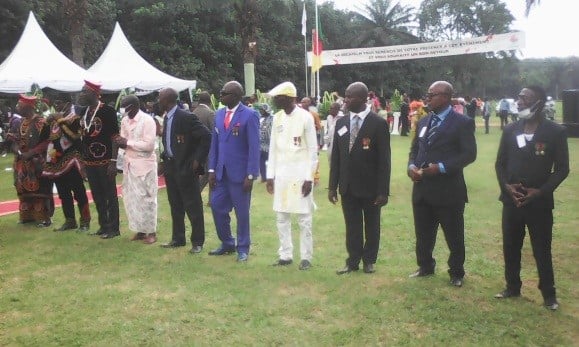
[0,176,166,217]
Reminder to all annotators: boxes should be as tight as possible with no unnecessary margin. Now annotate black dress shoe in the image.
[544,297,559,310]
[89,229,106,236]
[363,263,375,274]
[189,245,203,254]
[161,241,186,248]
[450,277,463,287]
[54,220,78,232]
[299,260,311,270]
[272,259,293,266]
[409,268,434,278]
[494,289,521,299]
[100,232,120,239]
[208,246,236,255]
[336,265,359,275]
[37,219,52,228]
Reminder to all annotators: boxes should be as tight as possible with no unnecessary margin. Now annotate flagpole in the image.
[314,0,320,103]
[302,2,309,97]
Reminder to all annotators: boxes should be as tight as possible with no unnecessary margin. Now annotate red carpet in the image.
[0,175,166,217]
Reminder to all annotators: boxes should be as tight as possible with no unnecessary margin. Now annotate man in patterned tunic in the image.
[78,80,121,239]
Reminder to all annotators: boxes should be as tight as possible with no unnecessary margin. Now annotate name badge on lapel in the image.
[418,126,427,138]
[337,126,347,136]
[516,134,526,148]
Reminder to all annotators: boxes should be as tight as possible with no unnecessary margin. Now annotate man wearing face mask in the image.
[114,95,158,244]
[494,85,569,310]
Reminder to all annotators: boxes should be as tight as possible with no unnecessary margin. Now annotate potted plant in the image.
[389,89,403,135]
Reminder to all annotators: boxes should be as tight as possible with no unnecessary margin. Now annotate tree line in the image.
[0,0,577,100]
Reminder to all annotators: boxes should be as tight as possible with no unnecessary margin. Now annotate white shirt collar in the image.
[226,102,241,114]
[351,105,371,120]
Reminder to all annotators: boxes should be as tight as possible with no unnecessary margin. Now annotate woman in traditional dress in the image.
[9,95,53,227]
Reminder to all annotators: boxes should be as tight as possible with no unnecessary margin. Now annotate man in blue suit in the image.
[408,81,477,287]
[208,81,260,262]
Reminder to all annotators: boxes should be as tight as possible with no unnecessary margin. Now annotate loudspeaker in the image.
[562,89,579,137]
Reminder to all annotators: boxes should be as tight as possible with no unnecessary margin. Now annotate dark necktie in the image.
[427,114,441,144]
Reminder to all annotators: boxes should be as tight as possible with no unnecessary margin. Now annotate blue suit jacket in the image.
[409,109,477,206]
[208,103,260,183]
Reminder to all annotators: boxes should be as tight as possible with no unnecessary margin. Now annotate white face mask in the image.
[518,100,541,120]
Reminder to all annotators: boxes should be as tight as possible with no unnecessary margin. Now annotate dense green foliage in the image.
[0,0,577,99]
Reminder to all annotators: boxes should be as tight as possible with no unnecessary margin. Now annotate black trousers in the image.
[483,116,490,134]
[502,204,555,299]
[85,164,119,233]
[413,201,465,278]
[400,116,409,136]
[164,160,205,246]
[340,193,382,268]
[54,168,90,222]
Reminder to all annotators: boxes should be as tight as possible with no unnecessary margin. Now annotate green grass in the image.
[0,120,578,346]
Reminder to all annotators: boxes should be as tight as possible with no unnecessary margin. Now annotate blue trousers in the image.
[210,170,252,253]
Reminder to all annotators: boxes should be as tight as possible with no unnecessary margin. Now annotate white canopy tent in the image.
[0,12,87,93]
[87,22,196,92]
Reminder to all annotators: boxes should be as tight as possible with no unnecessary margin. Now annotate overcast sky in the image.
[323,0,576,59]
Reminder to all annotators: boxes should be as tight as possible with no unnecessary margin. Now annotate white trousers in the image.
[276,212,313,261]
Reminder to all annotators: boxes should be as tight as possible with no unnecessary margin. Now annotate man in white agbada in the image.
[266,82,318,270]
[115,95,158,244]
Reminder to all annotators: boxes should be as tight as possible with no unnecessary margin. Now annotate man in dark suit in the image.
[494,85,569,310]
[329,82,391,275]
[159,88,211,254]
[193,91,215,192]
[207,81,260,262]
[408,80,477,287]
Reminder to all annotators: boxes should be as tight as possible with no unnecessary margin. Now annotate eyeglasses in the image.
[220,91,233,97]
[425,92,448,99]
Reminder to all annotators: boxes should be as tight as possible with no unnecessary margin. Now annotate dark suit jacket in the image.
[162,107,211,175]
[495,118,569,209]
[409,109,477,206]
[194,104,215,133]
[329,111,391,199]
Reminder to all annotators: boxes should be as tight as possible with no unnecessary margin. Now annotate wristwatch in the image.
[247,174,254,180]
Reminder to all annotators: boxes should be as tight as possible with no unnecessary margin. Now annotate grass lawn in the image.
[0,118,578,346]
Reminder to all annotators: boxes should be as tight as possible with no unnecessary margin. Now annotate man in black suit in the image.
[494,85,569,310]
[329,82,391,275]
[408,81,477,287]
[158,88,211,253]
[193,91,215,193]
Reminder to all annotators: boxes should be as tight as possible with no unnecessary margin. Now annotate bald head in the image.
[344,82,369,113]
[158,88,179,113]
[121,95,139,109]
[121,95,140,118]
[426,81,453,113]
[220,81,244,108]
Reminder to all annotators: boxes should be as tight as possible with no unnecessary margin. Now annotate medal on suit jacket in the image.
[535,142,545,156]
[362,137,371,150]
[232,123,240,136]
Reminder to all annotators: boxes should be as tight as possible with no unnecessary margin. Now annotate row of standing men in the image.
[8,79,568,311]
